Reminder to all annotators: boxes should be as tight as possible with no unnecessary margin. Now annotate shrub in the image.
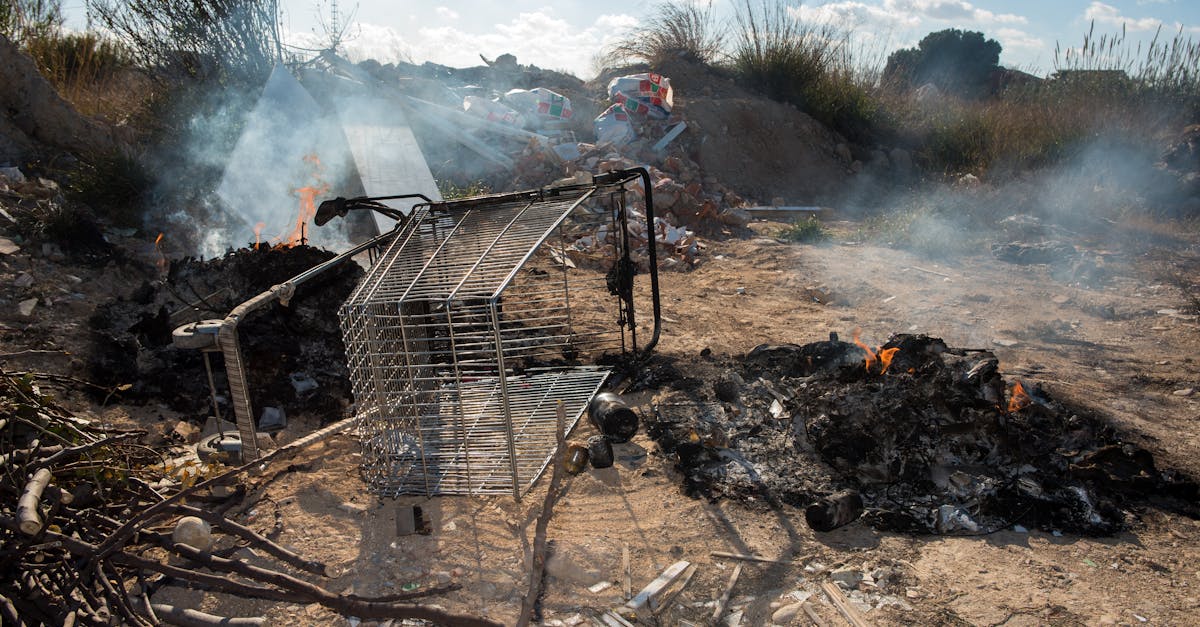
[603,1,726,66]
[778,216,828,243]
[728,0,879,143]
[91,0,282,85]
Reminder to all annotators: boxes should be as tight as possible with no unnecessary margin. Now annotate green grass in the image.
[777,216,828,243]
[437,180,492,200]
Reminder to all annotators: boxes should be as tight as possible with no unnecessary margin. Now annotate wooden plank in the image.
[652,563,697,616]
[821,581,871,627]
[624,560,690,620]
[710,563,742,625]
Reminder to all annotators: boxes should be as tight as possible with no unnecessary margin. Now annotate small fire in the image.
[1008,381,1032,413]
[853,328,900,375]
[254,153,330,248]
[879,347,899,374]
[154,232,167,273]
[852,327,877,372]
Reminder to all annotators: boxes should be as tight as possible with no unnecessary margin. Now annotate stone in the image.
[830,567,863,589]
[172,516,213,551]
[771,602,804,624]
[0,237,17,255]
[172,421,200,443]
[17,297,37,316]
[13,272,33,287]
[1173,388,1195,397]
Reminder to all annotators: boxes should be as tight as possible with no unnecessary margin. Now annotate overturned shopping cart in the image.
[338,168,662,498]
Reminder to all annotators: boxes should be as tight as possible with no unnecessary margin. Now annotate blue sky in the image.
[69,1,1200,78]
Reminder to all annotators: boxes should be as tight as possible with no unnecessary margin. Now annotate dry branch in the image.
[16,468,52,535]
[150,604,265,627]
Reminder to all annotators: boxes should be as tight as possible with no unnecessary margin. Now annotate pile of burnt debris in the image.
[88,244,361,419]
[650,333,1198,535]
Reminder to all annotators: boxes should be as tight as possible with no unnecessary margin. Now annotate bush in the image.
[728,0,879,143]
[604,1,726,66]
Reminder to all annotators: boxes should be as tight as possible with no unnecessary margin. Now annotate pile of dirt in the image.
[0,34,118,164]
[649,333,1198,535]
[88,245,362,420]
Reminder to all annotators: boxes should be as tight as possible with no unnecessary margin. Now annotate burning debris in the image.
[88,244,362,419]
[650,333,1198,535]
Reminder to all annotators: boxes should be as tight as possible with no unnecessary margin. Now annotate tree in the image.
[883,29,1001,98]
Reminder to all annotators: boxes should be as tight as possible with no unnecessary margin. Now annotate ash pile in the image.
[650,333,1198,535]
[88,245,362,418]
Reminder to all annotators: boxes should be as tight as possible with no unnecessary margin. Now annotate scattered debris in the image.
[650,333,1198,535]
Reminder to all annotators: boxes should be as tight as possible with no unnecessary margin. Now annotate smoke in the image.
[147,66,364,259]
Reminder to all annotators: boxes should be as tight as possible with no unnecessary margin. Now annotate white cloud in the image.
[995,27,1044,52]
[408,10,638,78]
[434,6,459,21]
[1084,2,1164,31]
[885,0,1027,25]
[795,0,1026,30]
[793,2,921,30]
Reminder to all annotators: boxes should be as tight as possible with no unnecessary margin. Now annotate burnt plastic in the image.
[804,490,864,531]
[563,442,590,475]
[588,392,639,443]
[587,435,614,469]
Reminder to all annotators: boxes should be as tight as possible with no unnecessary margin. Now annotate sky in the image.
[64,1,1200,79]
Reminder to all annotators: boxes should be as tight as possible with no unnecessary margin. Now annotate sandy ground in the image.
[4,215,1200,626]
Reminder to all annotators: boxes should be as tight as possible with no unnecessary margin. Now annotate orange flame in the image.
[852,328,901,375]
[852,327,877,373]
[879,347,899,374]
[1008,381,1032,413]
[154,232,167,274]
[253,222,266,249]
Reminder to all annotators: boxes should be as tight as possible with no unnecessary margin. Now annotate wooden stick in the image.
[171,503,335,577]
[906,265,951,278]
[0,593,24,627]
[93,415,354,560]
[17,468,52,535]
[0,516,499,627]
[821,582,871,627]
[30,433,141,471]
[710,551,806,565]
[516,400,569,627]
[150,604,265,627]
[801,601,829,627]
[622,543,632,601]
[710,563,742,625]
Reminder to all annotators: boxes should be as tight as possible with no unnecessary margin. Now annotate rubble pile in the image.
[88,245,362,418]
[650,333,1198,535]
